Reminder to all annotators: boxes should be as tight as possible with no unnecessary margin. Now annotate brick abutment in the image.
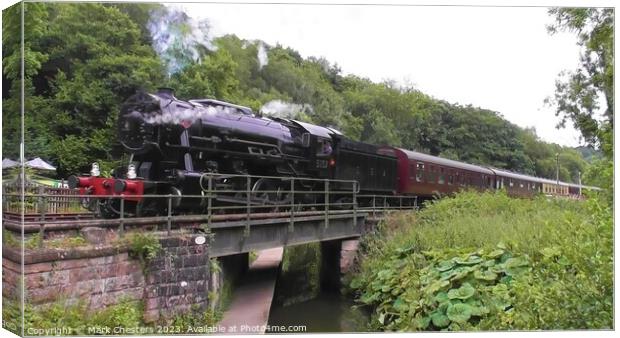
[1,228,238,324]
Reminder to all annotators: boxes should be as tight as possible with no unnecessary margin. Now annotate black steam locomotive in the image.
[70,89,397,217]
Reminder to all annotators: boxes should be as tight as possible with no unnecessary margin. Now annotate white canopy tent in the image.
[25,157,56,171]
[2,158,19,169]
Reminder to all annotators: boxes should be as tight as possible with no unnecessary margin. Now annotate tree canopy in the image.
[546,8,614,157]
[2,3,603,183]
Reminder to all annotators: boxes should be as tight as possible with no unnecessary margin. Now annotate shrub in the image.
[349,190,613,331]
[127,232,162,271]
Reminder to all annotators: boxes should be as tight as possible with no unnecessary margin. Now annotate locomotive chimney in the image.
[157,87,177,100]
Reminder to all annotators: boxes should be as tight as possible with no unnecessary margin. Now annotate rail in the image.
[2,173,418,248]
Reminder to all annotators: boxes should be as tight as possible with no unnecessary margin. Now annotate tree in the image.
[547,8,614,156]
[2,3,165,176]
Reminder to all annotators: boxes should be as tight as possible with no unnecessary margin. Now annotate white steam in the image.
[260,100,313,119]
[147,6,216,75]
[257,41,268,70]
[143,103,245,125]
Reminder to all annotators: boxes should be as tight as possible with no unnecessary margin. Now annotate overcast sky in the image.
[177,1,596,147]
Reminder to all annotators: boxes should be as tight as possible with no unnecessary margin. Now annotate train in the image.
[68,88,598,218]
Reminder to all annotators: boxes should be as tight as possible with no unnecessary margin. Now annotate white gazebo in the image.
[25,157,56,171]
[2,158,19,169]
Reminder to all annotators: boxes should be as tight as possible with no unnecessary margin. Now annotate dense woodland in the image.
[2,3,612,188]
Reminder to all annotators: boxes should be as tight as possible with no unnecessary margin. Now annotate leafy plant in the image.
[348,190,613,331]
[127,232,162,270]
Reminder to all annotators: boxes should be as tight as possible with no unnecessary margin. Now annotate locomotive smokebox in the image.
[118,92,160,154]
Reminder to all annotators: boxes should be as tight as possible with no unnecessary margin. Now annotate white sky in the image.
[1,0,611,148]
[177,1,595,147]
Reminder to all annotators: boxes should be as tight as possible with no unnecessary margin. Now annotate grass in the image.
[2,297,143,336]
[3,230,87,250]
[349,190,613,331]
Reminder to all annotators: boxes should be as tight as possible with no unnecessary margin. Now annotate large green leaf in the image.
[446,303,473,324]
[448,283,475,300]
[474,270,498,281]
[431,311,451,328]
[455,255,483,265]
[413,315,431,330]
[436,260,456,272]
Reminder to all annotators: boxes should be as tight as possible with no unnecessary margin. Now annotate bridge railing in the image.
[2,173,418,247]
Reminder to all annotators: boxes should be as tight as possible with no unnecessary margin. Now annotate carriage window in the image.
[448,174,454,185]
[509,179,514,187]
[438,167,445,184]
[519,182,524,188]
[416,163,425,182]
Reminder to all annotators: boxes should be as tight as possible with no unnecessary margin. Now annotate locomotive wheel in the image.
[252,178,281,204]
[97,200,119,219]
[252,178,292,212]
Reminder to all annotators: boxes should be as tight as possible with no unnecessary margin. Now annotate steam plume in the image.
[260,100,313,119]
[147,6,216,75]
[257,41,268,69]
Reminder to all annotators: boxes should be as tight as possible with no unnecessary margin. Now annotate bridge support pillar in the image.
[320,239,342,292]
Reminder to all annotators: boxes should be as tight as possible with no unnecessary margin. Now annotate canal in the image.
[265,243,371,333]
[267,291,369,333]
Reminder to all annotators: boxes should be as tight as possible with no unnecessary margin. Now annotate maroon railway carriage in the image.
[382,147,495,198]
[488,168,542,198]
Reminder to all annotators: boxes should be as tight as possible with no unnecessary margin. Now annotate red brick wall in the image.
[2,231,216,323]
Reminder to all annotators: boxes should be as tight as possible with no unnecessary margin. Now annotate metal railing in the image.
[2,173,418,248]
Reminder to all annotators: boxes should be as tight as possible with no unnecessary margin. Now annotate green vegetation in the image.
[275,243,321,306]
[3,231,87,250]
[547,8,614,157]
[2,3,604,184]
[126,232,162,271]
[2,297,143,336]
[349,191,612,331]
[171,305,222,331]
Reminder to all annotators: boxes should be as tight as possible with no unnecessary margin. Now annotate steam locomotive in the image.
[69,88,596,218]
[69,88,397,217]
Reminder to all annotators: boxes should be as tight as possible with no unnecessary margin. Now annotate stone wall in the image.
[143,234,211,322]
[1,230,220,323]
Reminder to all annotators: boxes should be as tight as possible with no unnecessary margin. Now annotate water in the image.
[267,292,370,333]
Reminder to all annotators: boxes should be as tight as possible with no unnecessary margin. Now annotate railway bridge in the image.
[2,175,417,331]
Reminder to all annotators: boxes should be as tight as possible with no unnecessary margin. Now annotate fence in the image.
[2,184,83,214]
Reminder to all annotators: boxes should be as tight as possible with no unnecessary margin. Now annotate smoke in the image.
[257,41,268,70]
[260,100,313,119]
[144,105,216,125]
[147,6,216,75]
[143,99,247,125]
